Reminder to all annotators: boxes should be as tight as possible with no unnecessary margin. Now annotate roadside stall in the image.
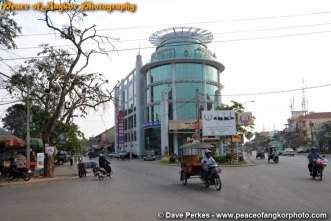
[0,128,26,175]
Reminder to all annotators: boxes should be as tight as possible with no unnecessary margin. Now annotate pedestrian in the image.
[70,152,74,166]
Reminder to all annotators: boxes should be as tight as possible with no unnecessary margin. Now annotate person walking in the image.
[70,152,74,166]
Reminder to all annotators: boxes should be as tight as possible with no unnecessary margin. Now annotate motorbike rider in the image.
[268,148,278,162]
[9,157,18,175]
[98,154,111,174]
[201,149,216,180]
[307,147,322,176]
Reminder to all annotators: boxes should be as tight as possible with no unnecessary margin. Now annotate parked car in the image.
[143,150,155,161]
[114,150,127,159]
[108,152,118,158]
[302,147,311,153]
[121,152,138,159]
[283,148,295,156]
[296,147,303,153]
[55,151,69,165]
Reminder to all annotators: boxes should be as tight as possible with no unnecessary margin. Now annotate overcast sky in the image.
[1,0,331,138]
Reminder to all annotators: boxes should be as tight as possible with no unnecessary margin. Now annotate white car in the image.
[283,148,295,156]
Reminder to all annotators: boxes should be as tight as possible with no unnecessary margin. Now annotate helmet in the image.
[311,147,316,152]
[205,149,211,155]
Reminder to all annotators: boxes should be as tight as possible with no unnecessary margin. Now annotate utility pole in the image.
[26,78,31,169]
[195,89,200,143]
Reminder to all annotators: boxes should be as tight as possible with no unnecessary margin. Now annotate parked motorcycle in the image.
[5,167,31,181]
[200,163,222,191]
[310,158,328,181]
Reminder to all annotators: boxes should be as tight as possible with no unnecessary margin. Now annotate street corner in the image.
[219,158,255,167]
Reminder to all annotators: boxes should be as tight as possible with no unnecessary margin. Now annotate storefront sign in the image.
[142,121,161,128]
[169,121,201,130]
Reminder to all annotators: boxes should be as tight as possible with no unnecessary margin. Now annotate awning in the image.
[0,128,25,148]
[30,138,43,149]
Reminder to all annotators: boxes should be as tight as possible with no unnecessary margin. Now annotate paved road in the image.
[0,154,330,221]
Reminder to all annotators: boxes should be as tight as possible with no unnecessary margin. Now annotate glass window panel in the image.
[150,84,172,103]
[151,104,161,121]
[175,63,202,79]
[150,65,171,83]
[206,65,218,82]
[176,83,203,100]
[176,102,196,120]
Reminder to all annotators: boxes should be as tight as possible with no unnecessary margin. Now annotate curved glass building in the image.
[114,27,225,156]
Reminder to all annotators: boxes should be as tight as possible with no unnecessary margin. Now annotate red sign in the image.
[117,110,125,150]
[194,120,199,132]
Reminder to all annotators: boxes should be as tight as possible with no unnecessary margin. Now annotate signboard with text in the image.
[202,110,236,136]
[117,110,125,151]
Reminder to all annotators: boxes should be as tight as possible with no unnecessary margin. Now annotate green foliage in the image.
[0,0,22,50]
[213,156,228,164]
[1,104,48,139]
[54,123,84,151]
[160,157,170,163]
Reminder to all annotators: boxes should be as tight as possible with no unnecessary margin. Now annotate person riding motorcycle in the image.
[307,147,321,176]
[98,154,111,174]
[201,150,216,180]
[9,157,18,174]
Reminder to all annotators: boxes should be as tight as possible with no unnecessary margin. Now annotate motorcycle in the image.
[200,163,222,191]
[256,151,265,159]
[5,167,31,181]
[268,154,279,163]
[310,158,328,181]
[93,163,112,180]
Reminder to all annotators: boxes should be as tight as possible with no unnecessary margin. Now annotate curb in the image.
[0,176,80,187]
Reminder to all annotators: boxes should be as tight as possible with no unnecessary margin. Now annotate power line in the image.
[2,28,331,61]
[2,21,331,52]
[15,10,331,37]
[220,83,331,97]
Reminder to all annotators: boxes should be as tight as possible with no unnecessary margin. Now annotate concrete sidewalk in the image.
[0,163,80,187]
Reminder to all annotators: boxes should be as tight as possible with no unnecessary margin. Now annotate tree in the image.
[5,1,118,177]
[56,123,84,152]
[7,2,118,143]
[7,46,116,143]
[0,0,22,50]
[1,103,47,139]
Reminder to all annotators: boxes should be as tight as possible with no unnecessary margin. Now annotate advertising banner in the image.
[169,120,201,130]
[117,110,125,150]
[202,110,236,136]
[37,153,44,170]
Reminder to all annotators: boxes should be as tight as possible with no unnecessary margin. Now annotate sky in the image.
[1,0,331,138]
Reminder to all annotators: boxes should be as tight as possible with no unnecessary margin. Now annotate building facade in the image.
[114,27,225,156]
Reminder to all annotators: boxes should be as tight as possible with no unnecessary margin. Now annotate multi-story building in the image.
[114,27,225,156]
[297,112,331,146]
